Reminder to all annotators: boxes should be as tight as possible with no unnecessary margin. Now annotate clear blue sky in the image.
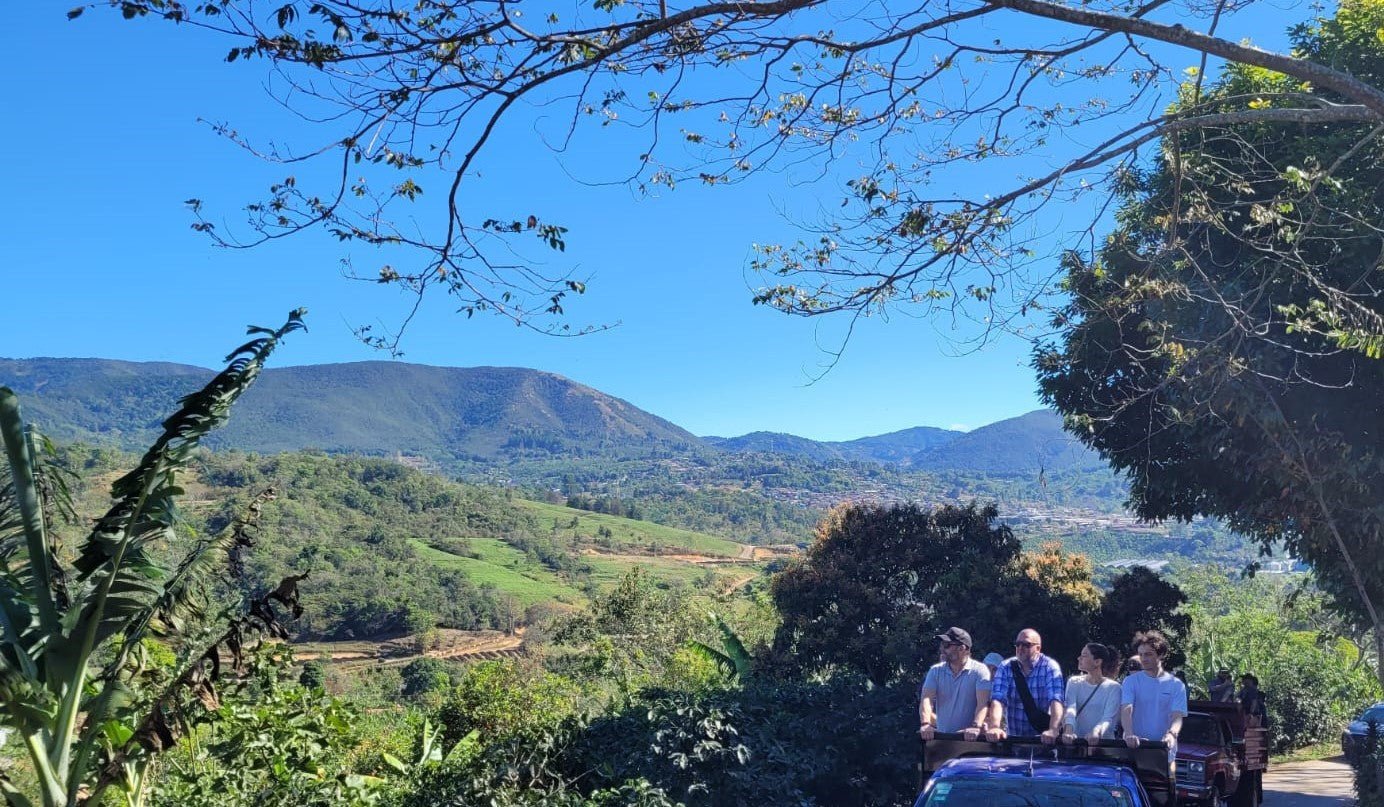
[1,4,1293,440]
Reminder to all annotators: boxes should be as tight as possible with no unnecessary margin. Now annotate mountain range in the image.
[0,358,1102,475]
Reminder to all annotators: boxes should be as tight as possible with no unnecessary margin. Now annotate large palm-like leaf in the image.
[0,309,306,807]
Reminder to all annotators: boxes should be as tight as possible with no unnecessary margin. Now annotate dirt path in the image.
[309,628,526,671]
[1262,758,1354,807]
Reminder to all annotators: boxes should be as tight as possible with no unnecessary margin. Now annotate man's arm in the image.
[985,666,1010,740]
[1165,712,1184,745]
[919,689,938,739]
[986,699,1006,740]
[1165,681,1188,744]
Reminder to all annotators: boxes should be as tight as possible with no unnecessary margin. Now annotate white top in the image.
[1121,670,1189,740]
[1062,676,1121,739]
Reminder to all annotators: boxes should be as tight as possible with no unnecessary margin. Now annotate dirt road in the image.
[1262,758,1354,807]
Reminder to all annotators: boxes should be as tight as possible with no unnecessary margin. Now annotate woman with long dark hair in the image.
[1060,643,1122,743]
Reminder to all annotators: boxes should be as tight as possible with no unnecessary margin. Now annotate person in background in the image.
[982,652,1005,679]
[986,628,1064,740]
[1061,643,1122,743]
[1209,669,1236,703]
[1239,673,1268,727]
[919,627,990,741]
[1121,630,1188,769]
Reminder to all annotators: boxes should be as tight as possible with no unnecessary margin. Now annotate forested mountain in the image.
[0,359,700,459]
[910,410,1106,473]
[705,425,965,464]
[1,357,1094,473]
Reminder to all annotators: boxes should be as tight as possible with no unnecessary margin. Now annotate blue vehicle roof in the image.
[934,756,1141,788]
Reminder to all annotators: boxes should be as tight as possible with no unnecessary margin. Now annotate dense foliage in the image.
[1178,568,1381,751]
[1036,0,1384,683]
[1093,567,1192,666]
[770,502,1100,684]
[0,312,307,807]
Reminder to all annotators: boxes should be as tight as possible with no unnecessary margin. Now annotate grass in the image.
[1270,740,1345,765]
[514,499,746,558]
[412,538,586,606]
[413,536,766,607]
[582,553,761,589]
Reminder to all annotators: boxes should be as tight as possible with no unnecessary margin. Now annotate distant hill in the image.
[910,410,1103,474]
[707,425,962,464]
[705,414,1100,474]
[704,432,850,463]
[839,426,962,463]
[1,357,1097,478]
[0,359,700,460]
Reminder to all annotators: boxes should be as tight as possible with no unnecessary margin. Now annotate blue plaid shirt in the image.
[990,653,1065,736]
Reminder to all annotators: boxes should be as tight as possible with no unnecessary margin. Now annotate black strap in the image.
[1077,682,1100,715]
[1009,660,1051,732]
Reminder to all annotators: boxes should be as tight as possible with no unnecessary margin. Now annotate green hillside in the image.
[514,499,746,558]
[413,539,587,607]
[0,359,701,460]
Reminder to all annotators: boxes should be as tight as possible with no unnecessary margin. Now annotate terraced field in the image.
[409,502,772,608]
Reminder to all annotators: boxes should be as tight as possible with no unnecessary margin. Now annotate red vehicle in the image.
[1175,700,1269,806]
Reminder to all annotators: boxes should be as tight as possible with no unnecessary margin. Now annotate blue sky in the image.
[1,3,1295,440]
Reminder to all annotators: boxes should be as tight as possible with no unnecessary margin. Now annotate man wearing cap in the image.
[919,627,991,741]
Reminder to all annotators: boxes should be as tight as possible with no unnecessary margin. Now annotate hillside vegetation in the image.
[57,446,764,640]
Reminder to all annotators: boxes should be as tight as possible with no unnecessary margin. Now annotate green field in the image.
[582,554,761,589]
[413,539,586,606]
[413,536,764,607]
[514,499,746,558]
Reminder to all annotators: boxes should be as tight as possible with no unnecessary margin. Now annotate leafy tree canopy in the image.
[769,501,1098,684]
[1036,0,1384,684]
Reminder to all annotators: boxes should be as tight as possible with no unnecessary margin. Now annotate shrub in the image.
[1354,721,1384,807]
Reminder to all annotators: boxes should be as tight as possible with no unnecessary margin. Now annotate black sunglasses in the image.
[1014,641,1036,648]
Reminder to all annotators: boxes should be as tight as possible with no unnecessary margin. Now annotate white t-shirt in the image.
[1063,676,1121,739]
[1121,670,1188,740]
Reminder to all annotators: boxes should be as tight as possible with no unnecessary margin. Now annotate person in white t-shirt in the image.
[1121,630,1187,767]
[1060,642,1122,743]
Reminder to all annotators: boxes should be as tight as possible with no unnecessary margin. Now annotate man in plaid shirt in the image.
[985,628,1065,739]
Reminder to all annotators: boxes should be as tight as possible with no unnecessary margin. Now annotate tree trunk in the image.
[1375,624,1384,692]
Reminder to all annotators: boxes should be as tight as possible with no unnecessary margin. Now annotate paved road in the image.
[1262,758,1354,807]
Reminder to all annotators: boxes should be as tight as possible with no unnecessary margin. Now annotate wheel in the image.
[1227,775,1255,807]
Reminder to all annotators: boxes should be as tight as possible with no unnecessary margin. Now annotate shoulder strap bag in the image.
[1009,660,1051,732]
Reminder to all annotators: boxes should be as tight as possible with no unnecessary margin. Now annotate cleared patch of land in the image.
[413,538,586,606]
[514,499,747,558]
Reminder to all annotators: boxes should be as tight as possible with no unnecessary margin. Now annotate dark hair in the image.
[1124,657,1141,675]
[1132,630,1170,658]
[1241,673,1259,687]
[1085,642,1120,677]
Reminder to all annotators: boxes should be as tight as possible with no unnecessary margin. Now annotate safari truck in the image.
[917,733,1175,807]
[1175,700,1269,807]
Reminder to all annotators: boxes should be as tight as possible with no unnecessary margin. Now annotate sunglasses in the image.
[1014,641,1037,648]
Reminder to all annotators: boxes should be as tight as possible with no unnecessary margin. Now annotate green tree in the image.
[400,657,454,703]
[0,311,306,807]
[769,502,1097,685]
[1180,570,1380,750]
[1092,567,1191,666]
[1035,0,1384,686]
